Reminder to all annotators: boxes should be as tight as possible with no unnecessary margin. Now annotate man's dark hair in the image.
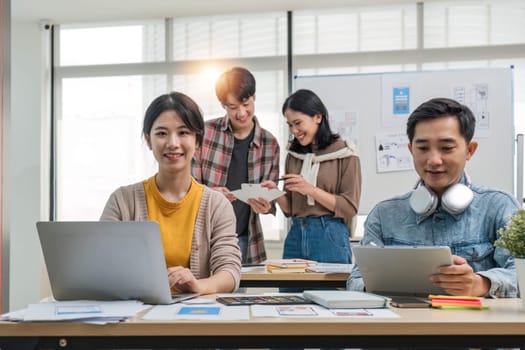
[406,97,476,143]
[215,67,256,104]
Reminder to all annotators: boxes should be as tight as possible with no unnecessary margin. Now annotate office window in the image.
[59,21,165,66]
[294,4,417,55]
[172,13,286,60]
[56,14,287,242]
[424,0,525,48]
[491,3,525,45]
[57,75,166,219]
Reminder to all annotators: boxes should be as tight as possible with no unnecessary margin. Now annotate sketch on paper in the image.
[375,132,413,173]
[453,83,490,138]
[330,110,359,147]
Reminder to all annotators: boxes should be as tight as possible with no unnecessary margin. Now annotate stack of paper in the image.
[265,259,317,273]
[306,263,353,274]
[1,300,149,324]
[250,304,399,318]
[428,295,486,309]
[143,302,249,320]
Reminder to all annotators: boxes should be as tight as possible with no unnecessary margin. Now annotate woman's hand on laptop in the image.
[430,255,490,297]
[167,267,237,294]
[168,266,200,293]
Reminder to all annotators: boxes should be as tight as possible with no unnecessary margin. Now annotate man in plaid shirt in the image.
[192,67,280,264]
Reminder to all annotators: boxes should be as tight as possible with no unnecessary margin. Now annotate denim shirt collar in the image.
[415,208,463,225]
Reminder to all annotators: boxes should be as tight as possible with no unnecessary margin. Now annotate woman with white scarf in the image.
[263,89,362,269]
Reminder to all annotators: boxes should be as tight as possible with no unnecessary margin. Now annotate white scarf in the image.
[288,142,356,205]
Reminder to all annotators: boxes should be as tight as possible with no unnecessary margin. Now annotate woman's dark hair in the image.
[282,89,339,153]
[407,97,476,143]
[215,67,256,104]
[142,91,204,146]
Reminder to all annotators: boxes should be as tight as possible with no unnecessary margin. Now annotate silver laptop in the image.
[352,245,453,296]
[36,221,197,305]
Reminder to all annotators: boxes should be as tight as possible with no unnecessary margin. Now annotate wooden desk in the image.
[2,299,525,349]
[240,267,349,288]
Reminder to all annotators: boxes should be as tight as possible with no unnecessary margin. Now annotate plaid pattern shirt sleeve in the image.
[246,117,280,263]
[192,116,233,187]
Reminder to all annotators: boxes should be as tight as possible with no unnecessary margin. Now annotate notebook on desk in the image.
[352,245,453,296]
[303,290,389,309]
[36,221,198,305]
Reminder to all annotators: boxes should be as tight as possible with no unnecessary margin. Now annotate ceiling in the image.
[12,0,416,23]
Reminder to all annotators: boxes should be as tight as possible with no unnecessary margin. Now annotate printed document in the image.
[143,302,249,320]
[2,300,148,323]
[251,305,399,318]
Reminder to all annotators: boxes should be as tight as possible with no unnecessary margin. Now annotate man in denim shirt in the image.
[348,98,519,297]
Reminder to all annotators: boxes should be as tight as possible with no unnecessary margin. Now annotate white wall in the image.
[9,19,45,310]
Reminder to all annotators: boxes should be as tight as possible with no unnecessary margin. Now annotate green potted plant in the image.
[495,208,525,308]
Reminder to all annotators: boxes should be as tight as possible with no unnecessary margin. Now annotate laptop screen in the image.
[37,221,175,304]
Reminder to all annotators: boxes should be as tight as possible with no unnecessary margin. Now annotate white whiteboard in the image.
[295,68,514,214]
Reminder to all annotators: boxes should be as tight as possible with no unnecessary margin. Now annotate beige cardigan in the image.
[100,182,241,291]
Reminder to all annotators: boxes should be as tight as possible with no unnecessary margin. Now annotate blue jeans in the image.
[283,216,352,263]
[280,216,351,293]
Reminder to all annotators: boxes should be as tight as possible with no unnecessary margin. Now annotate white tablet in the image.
[352,245,453,296]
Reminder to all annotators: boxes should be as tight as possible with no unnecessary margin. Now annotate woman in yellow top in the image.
[101,92,242,294]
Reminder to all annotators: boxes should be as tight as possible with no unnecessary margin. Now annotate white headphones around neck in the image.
[409,173,474,217]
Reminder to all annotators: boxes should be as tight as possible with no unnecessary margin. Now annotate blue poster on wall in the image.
[393,87,410,115]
